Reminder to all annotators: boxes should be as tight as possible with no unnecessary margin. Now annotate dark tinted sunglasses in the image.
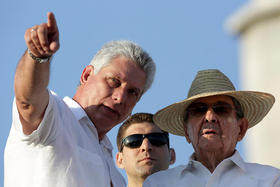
[187,102,234,117]
[120,132,169,152]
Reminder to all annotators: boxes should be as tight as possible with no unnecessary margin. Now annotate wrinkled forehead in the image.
[102,57,146,91]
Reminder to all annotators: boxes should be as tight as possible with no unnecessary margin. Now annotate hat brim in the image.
[153,91,275,136]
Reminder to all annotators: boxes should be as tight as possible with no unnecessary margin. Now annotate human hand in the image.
[24,12,60,58]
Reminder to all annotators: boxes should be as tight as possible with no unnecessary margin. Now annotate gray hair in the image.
[89,40,156,93]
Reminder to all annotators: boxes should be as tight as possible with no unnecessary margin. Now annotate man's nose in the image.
[140,138,153,152]
[112,88,127,104]
[204,107,217,123]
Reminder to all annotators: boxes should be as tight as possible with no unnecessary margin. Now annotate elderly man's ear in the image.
[183,125,192,144]
[169,148,176,165]
[237,118,249,141]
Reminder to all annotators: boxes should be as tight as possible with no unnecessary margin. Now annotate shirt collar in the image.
[227,150,247,172]
[63,96,113,151]
[183,150,247,174]
[63,96,87,121]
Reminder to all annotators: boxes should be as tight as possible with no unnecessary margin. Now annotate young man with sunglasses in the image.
[116,113,175,187]
[143,69,280,187]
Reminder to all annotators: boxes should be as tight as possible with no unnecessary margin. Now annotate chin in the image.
[137,167,154,177]
[198,142,222,152]
[142,170,153,178]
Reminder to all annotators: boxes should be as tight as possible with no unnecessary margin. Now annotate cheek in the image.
[98,83,112,97]
[87,82,105,97]
[222,117,240,139]
[122,151,136,165]
[224,117,239,133]
[157,150,171,168]
[124,99,138,114]
[188,121,199,135]
[91,77,111,92]
[226,116,235,124]
[127,99,136,107]
[187,125,197,142]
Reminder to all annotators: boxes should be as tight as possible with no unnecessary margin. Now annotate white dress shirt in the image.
[4,91,126,187]
[143,151,280,187]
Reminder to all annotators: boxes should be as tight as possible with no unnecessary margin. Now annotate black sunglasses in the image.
[187,101,234,117]
[120,132,169,152]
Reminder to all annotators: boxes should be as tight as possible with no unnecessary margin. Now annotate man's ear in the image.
[80,65,94,85]
[184,124,191,144]
[169,148,176,165]
[237,118,249,141]
[116,152,125,169]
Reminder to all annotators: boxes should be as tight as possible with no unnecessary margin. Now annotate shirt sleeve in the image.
[11,90,60,145]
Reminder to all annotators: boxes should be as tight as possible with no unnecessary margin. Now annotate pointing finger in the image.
[47,12,58,32]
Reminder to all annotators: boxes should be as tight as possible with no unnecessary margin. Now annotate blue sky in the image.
[1,0,246,184]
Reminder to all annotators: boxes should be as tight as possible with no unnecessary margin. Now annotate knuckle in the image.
[37,28,43,35]
[38,23,47,32]
[24,34,29,42]
[30,31,37,38]
[37,27,45,34]
[26,40,33,46]
[25,29,30,36]
[41,41,46,45]
[25,35,33,45]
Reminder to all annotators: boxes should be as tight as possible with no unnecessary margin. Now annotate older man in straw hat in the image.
[143,69,280,187]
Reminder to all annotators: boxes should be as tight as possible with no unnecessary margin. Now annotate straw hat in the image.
[153,69,275,136]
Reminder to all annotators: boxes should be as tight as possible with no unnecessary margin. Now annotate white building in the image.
[227,0,280,168]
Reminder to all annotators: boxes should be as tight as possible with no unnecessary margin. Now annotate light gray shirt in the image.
[143,151,280,187]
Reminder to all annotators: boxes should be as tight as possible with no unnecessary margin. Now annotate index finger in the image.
[47,12,58,31]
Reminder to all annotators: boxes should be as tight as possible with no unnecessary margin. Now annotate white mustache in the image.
[200,123,220,135]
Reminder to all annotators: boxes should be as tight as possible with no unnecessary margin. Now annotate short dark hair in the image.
[184,96,245,122]
[117,112,169,151]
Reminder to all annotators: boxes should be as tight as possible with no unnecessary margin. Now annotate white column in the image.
[226,0,280,168]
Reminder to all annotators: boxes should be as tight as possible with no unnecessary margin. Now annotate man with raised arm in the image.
[4,12,155,187]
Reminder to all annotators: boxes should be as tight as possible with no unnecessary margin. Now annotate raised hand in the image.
[24,12,60,58]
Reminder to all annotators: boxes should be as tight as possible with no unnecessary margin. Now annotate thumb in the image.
[49,41,60,52]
